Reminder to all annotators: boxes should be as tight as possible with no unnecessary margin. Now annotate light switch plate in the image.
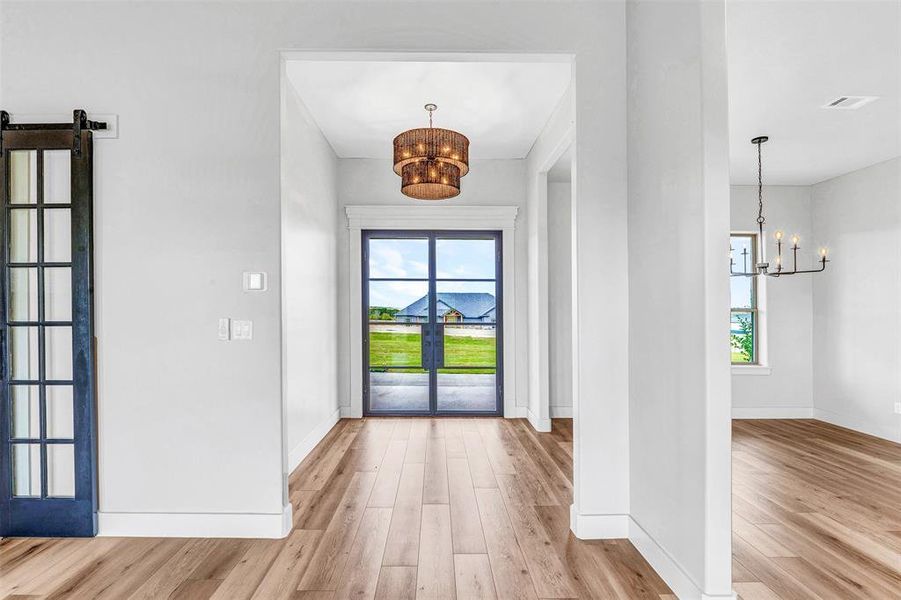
[217,318,231,341]
[232,320,253,341]
[894,402,901,415]
[243,272,268,292]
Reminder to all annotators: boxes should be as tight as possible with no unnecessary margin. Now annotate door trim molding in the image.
[346,205,518,418]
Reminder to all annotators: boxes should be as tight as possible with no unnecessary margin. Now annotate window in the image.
[730,233,758,364]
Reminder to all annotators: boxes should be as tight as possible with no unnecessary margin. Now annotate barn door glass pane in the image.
[12,443,41,497]
[10,386,40,438]
[9,151,37,204]
[9,267,38,321]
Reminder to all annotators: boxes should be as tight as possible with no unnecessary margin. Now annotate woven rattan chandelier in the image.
[393,104,469,200]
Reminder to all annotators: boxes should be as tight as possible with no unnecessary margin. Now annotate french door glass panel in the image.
[364,231,501,415]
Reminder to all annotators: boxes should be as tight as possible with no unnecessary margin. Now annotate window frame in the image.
[730,232,759,365]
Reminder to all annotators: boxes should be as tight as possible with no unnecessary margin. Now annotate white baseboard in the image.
[569,505,629,539]
[813,408,900,443]
[550,405,572,418]
[506,406,528,419]
[98,503,292,539]
[732,406,813,419]
[527,408,552,432]
[289,408,341,471]
[628,517,736,600]
[340,405,360,418]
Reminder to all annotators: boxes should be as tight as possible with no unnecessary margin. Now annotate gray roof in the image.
[398,292,495,319]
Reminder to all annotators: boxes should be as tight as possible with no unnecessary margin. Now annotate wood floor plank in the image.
[382,462,425,566]
[453,554,497,599]
[368,439,408,507]
[497,478,576,599]
[423,436,449,504]
[298,471,378,592]
[250,530,322,600]
[446,457,487,554]
[46,538,187,600]
[208,540,284,600]
[444,419,467,459]
[463,429,498,489]
[477,420,517,475]
[374,566,417,600]
[127,538,220,600]
[334,507,393,600]
[296,448,361,531]
[168,578,223,600]
[295,429,358,491]
[733,514,797,558]
[26,417,901,600]
[405,420,429,464]
[293,592,336,600]
[734,581,783,600]
[0,539,84,597]
[416,504,456,599]
[474,488,538,599]
[531,503,623,599]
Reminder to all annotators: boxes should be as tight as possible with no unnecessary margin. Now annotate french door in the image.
[363,230,502,416]
[0,112,99,536]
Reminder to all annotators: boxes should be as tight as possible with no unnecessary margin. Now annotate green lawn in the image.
[369,330,496,374]
[732,352,751,363]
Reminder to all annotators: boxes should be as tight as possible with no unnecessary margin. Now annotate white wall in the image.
[3,3,741,565]
[524,83,574,432]
[626,0,733,597]
[548,181,573,415]
[1,0,631,538]
[335,158,528,416]
[811,158,901,442]
[731,185,814,418]
[281,79,340,470]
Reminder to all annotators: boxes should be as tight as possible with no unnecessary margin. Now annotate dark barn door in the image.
[0,111,100,536]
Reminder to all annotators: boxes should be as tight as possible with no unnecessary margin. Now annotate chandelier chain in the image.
[756,141,765,226]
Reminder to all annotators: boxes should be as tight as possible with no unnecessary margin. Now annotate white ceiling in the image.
[728,0,900,185]
[285,60,572,160]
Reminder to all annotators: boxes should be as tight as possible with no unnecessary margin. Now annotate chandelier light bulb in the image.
[820,247,829,258]
[774,230,784,241]
[791,234,800,247]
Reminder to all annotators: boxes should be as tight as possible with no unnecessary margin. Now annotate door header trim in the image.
[346,205,518,231]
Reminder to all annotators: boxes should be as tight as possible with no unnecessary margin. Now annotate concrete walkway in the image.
[369,372,497,411]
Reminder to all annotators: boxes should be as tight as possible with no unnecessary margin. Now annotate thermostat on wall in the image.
[243,272,268,292]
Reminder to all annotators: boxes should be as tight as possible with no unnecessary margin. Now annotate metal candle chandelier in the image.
[731,136,830,278]
[393,103,470,200]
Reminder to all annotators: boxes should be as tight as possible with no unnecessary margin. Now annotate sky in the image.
[368,238,496,309]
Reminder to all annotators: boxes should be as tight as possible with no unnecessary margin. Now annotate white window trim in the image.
[345,205,519,418]
[731,230,769,372]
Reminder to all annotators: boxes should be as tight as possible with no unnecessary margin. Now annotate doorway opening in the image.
[363,230,502,416]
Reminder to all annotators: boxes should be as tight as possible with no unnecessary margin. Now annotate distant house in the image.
[396,292,496,324]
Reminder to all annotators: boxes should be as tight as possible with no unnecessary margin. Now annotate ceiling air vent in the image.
[821,96,879,110]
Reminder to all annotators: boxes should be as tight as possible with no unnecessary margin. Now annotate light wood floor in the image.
[732,419,901,600]
[0,418,898,599]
